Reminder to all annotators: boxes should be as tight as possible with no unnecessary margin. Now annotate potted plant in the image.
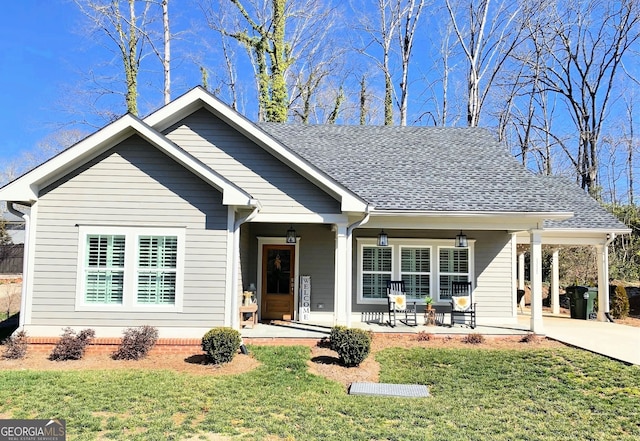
[424,296,433,310]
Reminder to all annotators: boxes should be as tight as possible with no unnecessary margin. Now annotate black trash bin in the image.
[566,286,597,320]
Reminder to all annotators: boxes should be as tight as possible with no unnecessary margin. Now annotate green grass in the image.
[0,345,638,440]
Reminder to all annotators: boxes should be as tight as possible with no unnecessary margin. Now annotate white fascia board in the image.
[251,212,349,224]
[364,211,573,231]
[144,87,368,213]
[515,227,632,246]
[0,113,255,208]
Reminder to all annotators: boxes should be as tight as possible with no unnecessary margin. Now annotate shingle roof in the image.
[540,176,628,230]
[258,124,626,230]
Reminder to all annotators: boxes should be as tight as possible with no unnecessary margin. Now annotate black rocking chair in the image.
[450,281,476,329]
[387,280,418,327]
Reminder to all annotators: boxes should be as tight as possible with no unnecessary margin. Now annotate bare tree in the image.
[396,0,426,126]
[444,0,528,127]
[526,0,640,196]
[73,0,163,115]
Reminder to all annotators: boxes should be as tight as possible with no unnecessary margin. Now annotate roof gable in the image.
[0,114,255,207]
[144,87,368,213]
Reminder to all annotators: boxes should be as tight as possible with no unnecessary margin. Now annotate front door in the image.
[261,244,295,321]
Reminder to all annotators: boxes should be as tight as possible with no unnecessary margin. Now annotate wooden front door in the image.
[261,245,295,321]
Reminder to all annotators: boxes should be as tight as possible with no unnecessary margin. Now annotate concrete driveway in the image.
[524,314,640,365]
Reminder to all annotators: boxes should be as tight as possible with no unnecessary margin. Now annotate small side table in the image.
[239,304,258,328]
[424,307,436,326]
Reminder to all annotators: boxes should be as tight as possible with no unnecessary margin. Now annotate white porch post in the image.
[596,244,609,322]
[550,248,560,315]
[518,251,526,310]
[334,224,349,326]
[529,230,544,334]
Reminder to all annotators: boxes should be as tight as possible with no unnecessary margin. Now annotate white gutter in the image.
[230,201,261,329]
[7,202,31,329]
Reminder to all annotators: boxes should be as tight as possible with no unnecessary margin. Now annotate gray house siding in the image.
[242,223,336,314]
[164,109,341,215]
[30,135,229,328]
[349,229,515,322]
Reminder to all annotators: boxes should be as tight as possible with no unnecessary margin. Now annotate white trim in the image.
[256,237,300,321]
[21,204,37,327]
[75,226,185,313]
[224,207,236,327]
[143,87,368,213]
[0,114,255,208]
[251,213,349,224]
[355,237,475,305]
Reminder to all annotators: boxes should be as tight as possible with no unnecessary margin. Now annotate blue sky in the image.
[0,1,84,162]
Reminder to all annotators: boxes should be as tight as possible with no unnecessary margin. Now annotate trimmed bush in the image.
[112,326,159,360]
[520,333,539,344]
[2,330,28,360]
[610,284,630,319]
[462,333,485,344]
[329,326,372,367]
[415,331,432,342]
[201,327,241,364]
[49,328,95,361]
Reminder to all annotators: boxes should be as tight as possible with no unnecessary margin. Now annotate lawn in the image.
[0,345,638,440]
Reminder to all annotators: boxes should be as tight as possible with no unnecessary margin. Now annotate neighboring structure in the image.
[0,87,629,338]
[1,210,25,244]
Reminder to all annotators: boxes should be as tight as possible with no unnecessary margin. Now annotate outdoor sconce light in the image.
[286,225,297,243]
[377,229,389,246]
[455,230,468,248]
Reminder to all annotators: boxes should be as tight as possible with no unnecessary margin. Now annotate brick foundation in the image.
[26,337,204,356]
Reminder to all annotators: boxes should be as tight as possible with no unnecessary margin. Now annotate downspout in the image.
[231,201,260,330]
[603,233,616,323]
[343,209,371,326]
[7,202,32,329]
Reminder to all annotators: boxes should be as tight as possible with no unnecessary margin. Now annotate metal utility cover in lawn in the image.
[349,382,429,398]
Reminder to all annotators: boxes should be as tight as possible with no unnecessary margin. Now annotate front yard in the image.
[1,341,639,440]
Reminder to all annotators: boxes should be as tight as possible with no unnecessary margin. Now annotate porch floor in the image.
[241,312,640,366]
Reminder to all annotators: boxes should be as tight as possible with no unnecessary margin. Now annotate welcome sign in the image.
[299,275,311,321]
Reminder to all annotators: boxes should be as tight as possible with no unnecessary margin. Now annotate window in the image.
[438,247,469,301]
[361,246,392,300]
[400,247,431,300]
[357,238,472,304]
[85,235,125,304]
[76,226,184,311]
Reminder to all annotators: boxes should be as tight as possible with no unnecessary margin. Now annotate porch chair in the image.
[450,281,476,329]
[387,280,418,327]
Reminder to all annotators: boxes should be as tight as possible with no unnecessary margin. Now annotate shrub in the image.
[2,330,28,359]
[49,328,95,361]
[610,284,630,319]
[201,327,241,364]
[461,333,485,344]
[329,326,372,367]
[520,333,538,344]
[415,331,432,342]
[112,326,159,360]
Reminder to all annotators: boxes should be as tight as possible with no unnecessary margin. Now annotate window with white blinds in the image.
[400,247,431,300]
[136,236,178,304]
[76,226,184,311]
[85,235,125,304]
[361,246,392,299]
[438,247,469,301]
[357,238,471,304]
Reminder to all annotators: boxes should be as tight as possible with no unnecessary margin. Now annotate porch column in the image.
[518,251,526,310]
[529,230,544,334]
[595,243,610,322]
[334,224,349,326]
[550,248,560,315]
